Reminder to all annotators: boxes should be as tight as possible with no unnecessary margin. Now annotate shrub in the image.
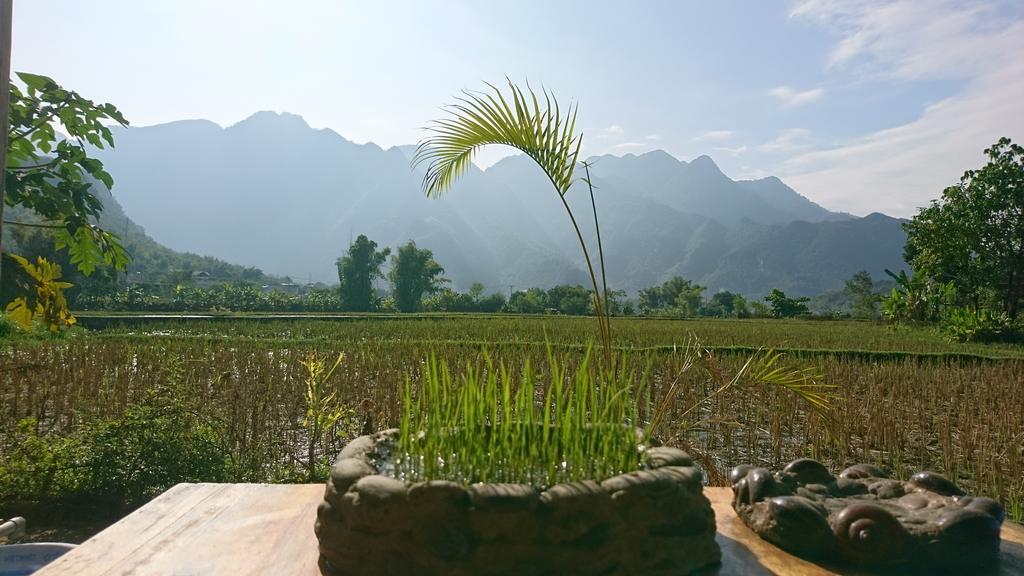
[0,418,83,504]
[0,386,229,511]
[941,307,1021,343]
[74,387,229,507]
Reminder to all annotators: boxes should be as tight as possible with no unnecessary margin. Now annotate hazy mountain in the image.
[91,111,908,297]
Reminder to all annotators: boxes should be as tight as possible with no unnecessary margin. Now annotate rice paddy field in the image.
[2,315,1023,523]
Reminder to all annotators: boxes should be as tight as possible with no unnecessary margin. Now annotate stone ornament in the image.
[730,459,1005,572]
[316,430,721,575]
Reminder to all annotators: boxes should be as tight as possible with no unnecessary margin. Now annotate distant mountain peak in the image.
[638,149,681,163]
[230,110,311,131]
[689,154,721,171]
[132,118,221,133]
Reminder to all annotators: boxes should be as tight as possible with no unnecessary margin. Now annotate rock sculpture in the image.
[730,459,1005,572]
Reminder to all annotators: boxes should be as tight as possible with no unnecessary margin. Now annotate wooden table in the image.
[35,484,1024,575]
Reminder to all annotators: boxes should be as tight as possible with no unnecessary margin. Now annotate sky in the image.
[11,0,1024,217]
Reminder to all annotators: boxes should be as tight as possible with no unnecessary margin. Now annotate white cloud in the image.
[645,134,662,141]
[791,0,1019,80]
[768,86,825,107]
[714,145,748,156]
[827,29,873,68]
[601,124,625,137]
[691,130,735,142]
[779,0,1024,216]
[758,128,813,154]
[613,142,650,150]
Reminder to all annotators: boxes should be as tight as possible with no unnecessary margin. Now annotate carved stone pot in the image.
[315,429,721,576]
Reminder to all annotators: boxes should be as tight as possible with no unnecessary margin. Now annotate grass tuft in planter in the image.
[392,347,646,487]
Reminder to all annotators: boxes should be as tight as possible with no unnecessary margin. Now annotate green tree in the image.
[638,276,705,316]
[507,288,547,314]
[764,289,810,318]
[388,241,447,312]
[468,282,485,302]
[605,289,632,315]
[903,137,1024,318]
[4,73,129,277]
[705,291,737,317]
[731,294,750,318]
[336,234,390,312]
[546,284,593,315]
[476,291,507,313]
[844,271,879,319]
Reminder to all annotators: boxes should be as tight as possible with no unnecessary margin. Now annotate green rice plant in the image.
[392,337,836,487]
[393,346,645,486]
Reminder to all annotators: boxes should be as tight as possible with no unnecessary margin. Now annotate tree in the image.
[605,289,632,316]
[638,276,705,316]
[705,291,738,317]
[545,284,593,315]
[844,271,879,319]
[507,288,547,314]
[388,241,447,312]
[731,294,750,318]
[468,282,485,303]
[764,289,809,318]
[4,73,129,277]
[336,234,390,312]
[903,138,1024,318]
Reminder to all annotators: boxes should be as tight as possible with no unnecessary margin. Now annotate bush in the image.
[74,389,228,507]
[0,385,229,511]
[0,418,82,504]
[941,307,1021,343]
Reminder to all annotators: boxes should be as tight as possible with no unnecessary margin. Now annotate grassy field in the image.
[2,315,1022,530]
[75,313,1024,358]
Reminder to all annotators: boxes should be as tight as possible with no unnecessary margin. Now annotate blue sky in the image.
[11,0,1024,216]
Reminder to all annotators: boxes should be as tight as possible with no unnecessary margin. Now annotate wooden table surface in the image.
[34,484,1024,575]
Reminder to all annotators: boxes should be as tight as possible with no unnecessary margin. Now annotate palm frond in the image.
[412,79,583,197]
[749,349,837,417]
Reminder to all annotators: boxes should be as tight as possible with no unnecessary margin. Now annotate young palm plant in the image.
[412,80,612,363]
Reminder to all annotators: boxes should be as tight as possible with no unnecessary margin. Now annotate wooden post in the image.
[0,0,12,284]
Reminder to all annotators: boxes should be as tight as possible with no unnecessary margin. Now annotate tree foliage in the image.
[904,137,1024,318]
[764,289,810,318]
[336,234,390,312]
[423,285,507,313]
[5,73,129,275]
[4,255,76,332]
[843,271,879,319]
[388,241,447,312]
[638,276,705,316]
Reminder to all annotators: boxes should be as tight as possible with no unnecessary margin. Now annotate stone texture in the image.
[730,459,1005,572]
[316,432,721,576]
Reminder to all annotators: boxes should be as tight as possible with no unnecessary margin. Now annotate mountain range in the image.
[89,111,909,297]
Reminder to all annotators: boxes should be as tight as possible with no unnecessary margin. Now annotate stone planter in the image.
[316,429,721,575]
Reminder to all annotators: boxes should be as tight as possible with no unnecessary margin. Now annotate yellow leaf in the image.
[5,298,34,329]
